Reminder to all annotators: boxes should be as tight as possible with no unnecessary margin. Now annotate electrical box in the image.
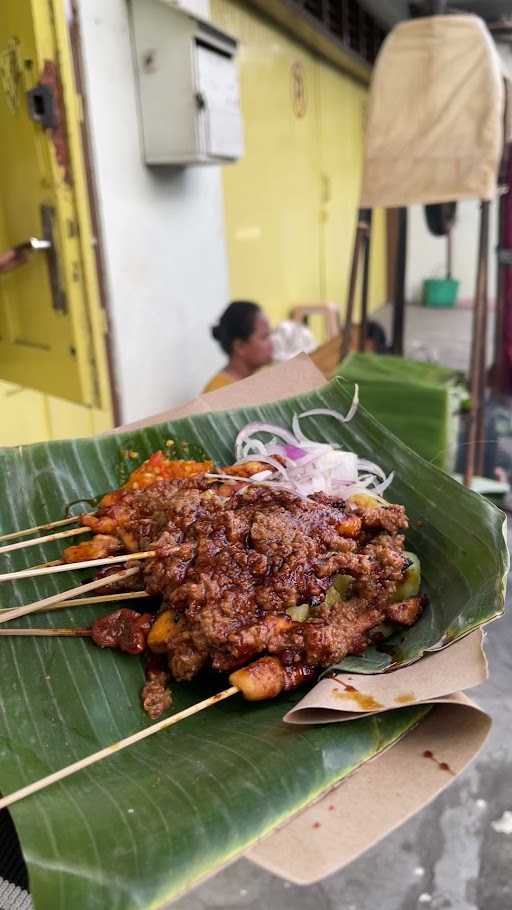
[130,0,243,165]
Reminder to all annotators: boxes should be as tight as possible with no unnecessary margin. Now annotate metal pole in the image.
[464,200,490,487]
[341,212,366,361]
[446,228,452,280]
[358,209,373,352]
[493,189,506,395]
[391,207,407,356]
[476,213,490,478]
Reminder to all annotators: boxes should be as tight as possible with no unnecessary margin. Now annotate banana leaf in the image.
[0,377,507,910]
[341,352,465,387]
[338,352,467,470]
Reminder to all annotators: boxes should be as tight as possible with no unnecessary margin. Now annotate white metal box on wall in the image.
[130,0,243,164]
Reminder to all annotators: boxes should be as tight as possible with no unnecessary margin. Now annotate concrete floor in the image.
[172,305,512,910]
[375,302,495,373]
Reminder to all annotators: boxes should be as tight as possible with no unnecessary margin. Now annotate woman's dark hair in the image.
[366,320,388,354]
[339,319,388,361]
[211,300,261,356]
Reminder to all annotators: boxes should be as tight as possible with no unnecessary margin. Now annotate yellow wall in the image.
[211,0,386,340]
[0,380,110,447]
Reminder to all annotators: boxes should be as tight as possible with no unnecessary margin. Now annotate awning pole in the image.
[341,210,368,360]
[391,207,407,356]
[358,209,373,352]
[465,200,490,487]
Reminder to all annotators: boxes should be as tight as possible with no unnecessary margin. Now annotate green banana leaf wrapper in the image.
[338,352,468,471]
[0,377,507,910]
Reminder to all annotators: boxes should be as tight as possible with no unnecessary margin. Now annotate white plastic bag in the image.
[271,320,318,362]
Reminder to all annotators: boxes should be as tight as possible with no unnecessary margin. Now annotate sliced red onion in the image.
[205,472,310,499]
[315,451,359,481]
[283,444,307,460]
[357,459,386,480]
[250,470,273,481]
[225,386,395,502]
[232,454,289,479]
[292,447,338,468]
[235,421,298,461]
[292,413,333,449]
[292,387,359,446]
[263,443,305,461]
[239,438,268,459]
[370,471,394,497]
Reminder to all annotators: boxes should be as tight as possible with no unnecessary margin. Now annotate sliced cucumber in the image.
[286,604,310,622]
[323,574,353,608]
[394,552,421,602]
[324,586,341,607]
[333,574,353,596]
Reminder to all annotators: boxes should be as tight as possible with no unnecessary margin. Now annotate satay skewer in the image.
[0,567,140,624]
[0,685,240,811]
[0,515,84,543]
[0,550,155,584]
[51,590,150,607]
[31,559,66,570]
[0,526,90,556]
[0,452,216,550]
[0,655,316,810]
[0,589,149,621]
[0,627,91,637]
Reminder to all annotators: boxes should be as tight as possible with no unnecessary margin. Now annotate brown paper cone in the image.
[285,630,488,724]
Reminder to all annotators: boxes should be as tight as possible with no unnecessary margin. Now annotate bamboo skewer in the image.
[0,515,83,543]
[50,590,150,607]
[0,550,155,584]
[0,526,90,556]
[0,686,239,811]
[32,559,65,570]
[0,589,149,620]
[0,627,91,637]
[0,567,139,624]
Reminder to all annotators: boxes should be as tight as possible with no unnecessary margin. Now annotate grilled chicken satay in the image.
[139,487,418,681]
[62,452,213,563]
[89,610,318,713]
[86,483,425,718]
[229,657,317,700]
[89,607,316,706]
[61,455,270,564]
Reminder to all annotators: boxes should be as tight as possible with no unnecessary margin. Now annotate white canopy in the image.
[360,15,508,208]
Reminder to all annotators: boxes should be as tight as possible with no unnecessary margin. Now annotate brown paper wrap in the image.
[285,631,487,724]
[248,695,490,884]
[119,353,325,432]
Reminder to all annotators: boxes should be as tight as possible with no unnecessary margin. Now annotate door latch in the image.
[27,82,56,128]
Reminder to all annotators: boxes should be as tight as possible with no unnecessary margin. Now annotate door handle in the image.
[0,237,52,274]
[24,237,52,251]
[1,208,65,312]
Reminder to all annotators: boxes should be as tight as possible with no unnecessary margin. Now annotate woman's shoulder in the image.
[202,371,234,394]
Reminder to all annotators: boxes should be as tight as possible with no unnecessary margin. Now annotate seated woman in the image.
[203,300,273,393]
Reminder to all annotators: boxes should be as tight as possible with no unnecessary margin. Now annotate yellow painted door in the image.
[0,0,112,436]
